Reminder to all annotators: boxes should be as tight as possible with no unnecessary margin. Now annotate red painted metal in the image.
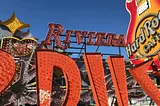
[35,50,81,106]
[129,59,160,105]
[83,53,109,106]
[108,56,129,106]
[41,23,69,50]
[0,49,16,94]
[75,31,88,44]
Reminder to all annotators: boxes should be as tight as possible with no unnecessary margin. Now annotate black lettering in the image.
[139,27,146,44]
[151,17,159,29]
[126,44,132,57]
[151,36,157,47]
[156,33,160,42]
[144,20,156,38]
[158,11,160,20]
[148,41,154,48]
[144,44,149,53]
[135,38,140,49]
[131,42,137,53]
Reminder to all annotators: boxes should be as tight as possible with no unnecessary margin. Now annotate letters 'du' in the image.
[35,50,130,106]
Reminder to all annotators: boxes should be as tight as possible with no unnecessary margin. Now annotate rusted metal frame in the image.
[77,43,85,59]
[95,46,99,53]
[62,51,120,56]
[118,47,121,55]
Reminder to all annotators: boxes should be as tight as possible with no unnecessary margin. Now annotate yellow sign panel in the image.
[1,13,30,34]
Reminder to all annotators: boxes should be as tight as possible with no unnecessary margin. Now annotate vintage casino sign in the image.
[40,24,126,50]
[126,0,160,67]
[1,5,160,106]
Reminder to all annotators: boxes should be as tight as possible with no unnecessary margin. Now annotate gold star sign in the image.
[1,12,30,35]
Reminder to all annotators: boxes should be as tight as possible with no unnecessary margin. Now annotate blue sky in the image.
[0,0,130,58]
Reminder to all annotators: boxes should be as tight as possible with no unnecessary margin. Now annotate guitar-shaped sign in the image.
[126,0,160,69]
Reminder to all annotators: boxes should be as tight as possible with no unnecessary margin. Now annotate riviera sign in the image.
[41,24,126,50]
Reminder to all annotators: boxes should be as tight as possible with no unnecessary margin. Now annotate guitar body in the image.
[126,0,160,69]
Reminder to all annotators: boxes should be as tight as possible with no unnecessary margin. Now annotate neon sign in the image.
[126,11,160,57]
[0,1,160,105]
[41,24,126,50]
[126,0,160,69]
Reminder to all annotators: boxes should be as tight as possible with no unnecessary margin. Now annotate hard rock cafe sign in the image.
[126,0,160,69]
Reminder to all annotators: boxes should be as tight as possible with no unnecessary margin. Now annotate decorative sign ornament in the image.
[0,13,30,35]
[1,37,37,56]
[126,0,160,68]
